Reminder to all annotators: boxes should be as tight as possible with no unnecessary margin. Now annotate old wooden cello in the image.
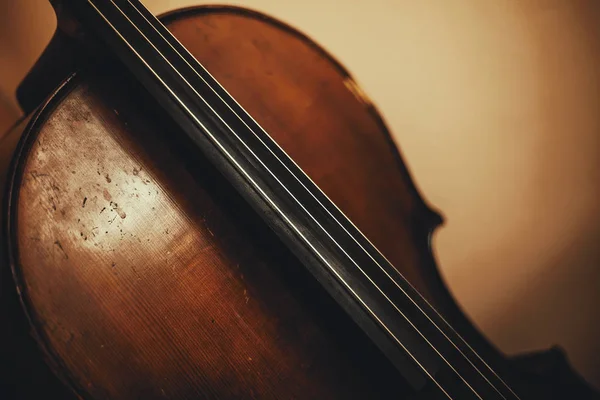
[0,0,598,398]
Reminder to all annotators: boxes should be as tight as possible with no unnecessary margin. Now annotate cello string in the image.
[104,0,504,397]
[124,3,519,399]
[86,1,454,398]
[124,4,521,399]
[109,1,488,398]
[107,0,508,397]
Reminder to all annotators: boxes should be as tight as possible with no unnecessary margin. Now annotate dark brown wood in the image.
[0,112,76,400]
[16,30,79,115]
[1,6,506,399]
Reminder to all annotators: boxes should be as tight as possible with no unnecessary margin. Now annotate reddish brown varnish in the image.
[0,6,496,400]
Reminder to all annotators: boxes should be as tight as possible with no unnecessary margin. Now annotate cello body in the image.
[0,5,594,399]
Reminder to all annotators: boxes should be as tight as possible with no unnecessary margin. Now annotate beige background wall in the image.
[1,0,599,388]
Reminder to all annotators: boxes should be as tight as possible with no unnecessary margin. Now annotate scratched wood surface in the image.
[5,7,448,399]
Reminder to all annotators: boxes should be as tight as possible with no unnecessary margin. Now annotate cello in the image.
[0,1,597,398]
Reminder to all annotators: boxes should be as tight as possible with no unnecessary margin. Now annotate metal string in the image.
[122,7,523,399]
[85,1,454,398]
[116,5,522,399]
[122,7,509,395]
[113,8,512,396]
[87,0,519,397]
[111,2,485,398]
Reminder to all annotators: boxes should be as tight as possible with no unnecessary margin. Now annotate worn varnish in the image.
[1,6,477,399]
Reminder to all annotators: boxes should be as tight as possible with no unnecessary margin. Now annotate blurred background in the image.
[1,0,599,389]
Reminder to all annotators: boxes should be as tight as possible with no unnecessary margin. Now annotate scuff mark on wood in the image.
[54,240,69,259]
[110,202,126,219]
[30,171,49,180]
[49,196,57,211]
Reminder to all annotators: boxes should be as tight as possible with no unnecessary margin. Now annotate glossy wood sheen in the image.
[7,7,453,399]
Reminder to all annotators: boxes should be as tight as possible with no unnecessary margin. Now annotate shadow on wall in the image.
[425,0,600,388]
[503,0,600,382]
